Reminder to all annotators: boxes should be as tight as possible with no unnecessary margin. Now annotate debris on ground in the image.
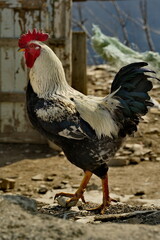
[0,178,16,191]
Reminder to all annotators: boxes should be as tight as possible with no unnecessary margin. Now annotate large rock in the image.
[0,195,160,240]
[0,194,37,212]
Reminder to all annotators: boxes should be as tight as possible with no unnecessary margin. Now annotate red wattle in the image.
[25,49,40,68]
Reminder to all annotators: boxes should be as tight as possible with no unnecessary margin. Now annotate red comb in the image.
[18,29,49,48]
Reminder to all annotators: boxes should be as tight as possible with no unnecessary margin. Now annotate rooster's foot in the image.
[86,197,117,214]
[86,173,118,214]
[54,171,92,208]
[54,192,86,207]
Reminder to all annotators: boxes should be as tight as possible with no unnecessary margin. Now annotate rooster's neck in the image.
[29,46,70,99]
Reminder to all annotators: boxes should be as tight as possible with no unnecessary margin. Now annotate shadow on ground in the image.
[0,143,58,167]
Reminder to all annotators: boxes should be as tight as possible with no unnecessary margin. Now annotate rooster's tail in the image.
[111,62,159,137]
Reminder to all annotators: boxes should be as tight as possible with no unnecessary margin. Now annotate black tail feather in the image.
[111,62,158,137]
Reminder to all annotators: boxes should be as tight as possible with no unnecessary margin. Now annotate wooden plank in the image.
[0,102,46,143]
[72,31,87,94]
[0,132,47,143]
[0,47,15,91]
[1,102,16,133]
[49,38,65,47]
[0,38,18,47]
[14,103,30,133]
[0,0,48,9]
[0,38,65,47]
[0,9,15,91]
[0,8,15,135]
[14,48,28,93]
[0,92,25,102]
[0,0,21,8]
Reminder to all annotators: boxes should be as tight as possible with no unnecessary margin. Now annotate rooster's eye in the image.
[29,43,35,48]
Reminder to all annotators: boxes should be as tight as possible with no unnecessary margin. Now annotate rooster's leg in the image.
[87,173,116,214]
[55,171,92,206]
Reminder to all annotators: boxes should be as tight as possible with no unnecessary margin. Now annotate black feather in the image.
[111,62,148,92]
[111,62,157,137]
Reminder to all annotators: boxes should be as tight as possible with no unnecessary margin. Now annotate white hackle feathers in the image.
[29,41,69,98]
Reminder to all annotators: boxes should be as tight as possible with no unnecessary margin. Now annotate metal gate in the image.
[0,0,72,143]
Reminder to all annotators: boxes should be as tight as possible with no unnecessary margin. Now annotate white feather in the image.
[59,129,76,139]
[73,95,121,139]
[58,126,85,140]
[29,41,69,98]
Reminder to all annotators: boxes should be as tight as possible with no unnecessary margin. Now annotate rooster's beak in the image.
[18,48,25,52]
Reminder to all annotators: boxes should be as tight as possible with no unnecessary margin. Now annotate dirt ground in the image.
[0,65,160,223]
[0,143,160,203]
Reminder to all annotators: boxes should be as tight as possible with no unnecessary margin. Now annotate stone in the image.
[61,180,69,185]
[123,143,151,157]
[109,156,129,166]
[75,216,95,223]
[130,157,141,164]
[31,174,44,181]
[53,184,64,189]
[145,128,160,134]
[38,187,48,194]
[0,195,37,212]
[45,176,54,181]
[134,191,145,196]
[59,151,65,156]
[56,196,79,208]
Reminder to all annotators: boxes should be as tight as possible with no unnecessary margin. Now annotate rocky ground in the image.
[0,195,160,240]
[0,65,160,239]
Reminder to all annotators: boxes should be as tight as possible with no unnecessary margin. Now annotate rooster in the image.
[18,29,158,214]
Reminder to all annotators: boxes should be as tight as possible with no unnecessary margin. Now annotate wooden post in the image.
[53,0,72,85]
[72,32,87,95]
